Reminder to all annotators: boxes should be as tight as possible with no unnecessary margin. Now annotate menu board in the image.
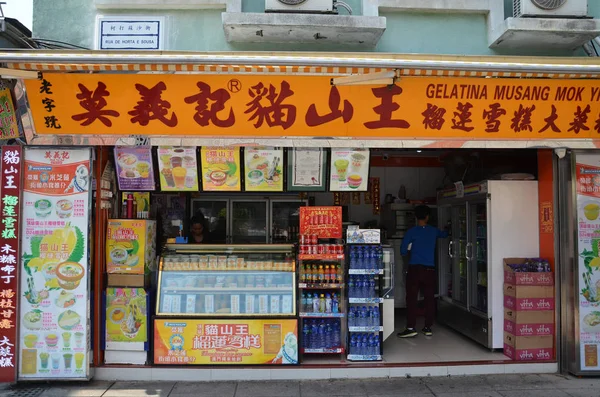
[200,147,241,191]
[106,288,148,344]
[244,147,284,192]
[329,149,370,192]
[576,153,600,371]
[154,319,298,365]
[287,148,327,192]
[157,147,198,191]
[299,206,342,239]
[114,146,155,191]
[19,148,91,380]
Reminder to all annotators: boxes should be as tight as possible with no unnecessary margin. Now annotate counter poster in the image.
[244,147,283,192]
[106,220,157,274]
[114,146,155,191]
[287,148,327,192]
[154,319,298,365]
[157,147,198,191]
[329,149,370,192]
[299,206,342,239]
[106,288,148,344]
[200,147,241,191]
[18,148,91,380]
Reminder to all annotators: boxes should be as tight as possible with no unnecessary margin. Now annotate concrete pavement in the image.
[2,374,600,397]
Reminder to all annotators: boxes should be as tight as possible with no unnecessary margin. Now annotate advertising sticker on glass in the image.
[114,147,155,191]
[575,153,600,371]
[329,149,369,192]
[18,148,92,380]
[244,148,284,192]
[200,147,241,192]
[287,149,327,192]
[157,147,198,192]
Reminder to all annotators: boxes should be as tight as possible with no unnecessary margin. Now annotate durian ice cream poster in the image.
[18,148,91,379]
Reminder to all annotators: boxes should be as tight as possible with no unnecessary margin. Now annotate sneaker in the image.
[422,327,433,336]
[397,328,418,338]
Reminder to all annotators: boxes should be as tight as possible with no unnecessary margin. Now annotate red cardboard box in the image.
[504,295,555,311]
[503,332,554,361]
[504,258,554,286]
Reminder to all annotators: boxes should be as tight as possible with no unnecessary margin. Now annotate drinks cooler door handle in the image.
[448,240,454,259]
[465,242,473,261]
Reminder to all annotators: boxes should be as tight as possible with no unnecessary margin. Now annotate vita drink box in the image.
[503,258,555,312]
[504,308,554,336]
[503,332,554,361]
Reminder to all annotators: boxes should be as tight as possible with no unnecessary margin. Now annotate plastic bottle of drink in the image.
[325,293,332,313]
[332,293,339,313]
[302,322,311,349]
[317,265,324,283]
[350,334,357,355]
[349,246,356,269]
[371,306,380,328]
[367,333,374,356]
[361,276,368,298]
[369,276,376,298]
[323,265,329,283]
[365,246,372,269]
[373,335,380,356]
[348,275,355,297]
[310,320,319,349]
[336,264,342,283]
[319,294,326,313]
[357,246,364,269]
[366,306,373,327]
[333,320,341,348]
[357,334,365,356]
[312,293,320,313]
[317,320,326,349]
[300,292,306,312]
[324,321,333,349]
[348,305,355,327]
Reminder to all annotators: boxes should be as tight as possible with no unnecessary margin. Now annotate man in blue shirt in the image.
[398,205,448,338]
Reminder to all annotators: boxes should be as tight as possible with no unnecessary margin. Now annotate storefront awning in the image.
[6,50,600,149]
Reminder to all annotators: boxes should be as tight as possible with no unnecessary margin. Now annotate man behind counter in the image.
[397,205,448,338]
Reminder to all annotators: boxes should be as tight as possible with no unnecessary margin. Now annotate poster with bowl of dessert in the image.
[114,147,155,191]
[200,147,241,191]
[244,147,283,192]
[329,149,370,192]
[157,147,199,192]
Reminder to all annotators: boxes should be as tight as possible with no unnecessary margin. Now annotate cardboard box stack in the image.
[503,258,555,361]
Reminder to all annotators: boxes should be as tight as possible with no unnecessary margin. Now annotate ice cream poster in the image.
[154,319,298,365]
[157,147,198,192]
[244,147,284,192]
[329,149,370,192]
[18,148,91,379]
[575,153,600,371]
[200,147,241,191]
[114,146,156,191]
[106,288,147,344]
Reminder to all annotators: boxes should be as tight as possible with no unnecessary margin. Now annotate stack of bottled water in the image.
[348,275,376,298]
[302,319,342,350]
[348,306,380,328]
[349,245,383,270]
[349,333,381,356]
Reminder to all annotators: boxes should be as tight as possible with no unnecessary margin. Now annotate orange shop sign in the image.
[24,73,600,139]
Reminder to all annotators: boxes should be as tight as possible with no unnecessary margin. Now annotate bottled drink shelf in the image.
[347,354,382,361]
[348,269,384,275]
[301,348,344,354]
[348,326,383,332]
[299,254,345,260]
[298,283,344,289]
[348,298,384,304]
[299,312,345,318]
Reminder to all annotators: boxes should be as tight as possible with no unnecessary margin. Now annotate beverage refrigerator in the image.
[436,180,540,349]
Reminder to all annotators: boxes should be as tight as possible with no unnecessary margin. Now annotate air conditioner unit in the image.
[265,0,335,14]
[513,0,588,18]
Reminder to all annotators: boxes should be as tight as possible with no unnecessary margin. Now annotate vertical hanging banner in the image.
[0,89,19,140]
[0,146,22,382]
[19,148,92,380]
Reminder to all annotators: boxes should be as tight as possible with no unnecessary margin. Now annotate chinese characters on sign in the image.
[98,17,164,50]
[200,147,241,192]
[19,148,91,380]
[154,319,298,365]
[575,154,600,371]
[0,90,19,139]
[299,206,342,239]
[25,75,600,140]
[0,146,21,382]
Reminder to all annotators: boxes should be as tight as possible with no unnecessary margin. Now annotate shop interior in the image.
[98,147,541,366]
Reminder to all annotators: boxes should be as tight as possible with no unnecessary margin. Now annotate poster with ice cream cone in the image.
[18,148,91,380]
[157,147,199,191]
[329,149,370,192]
